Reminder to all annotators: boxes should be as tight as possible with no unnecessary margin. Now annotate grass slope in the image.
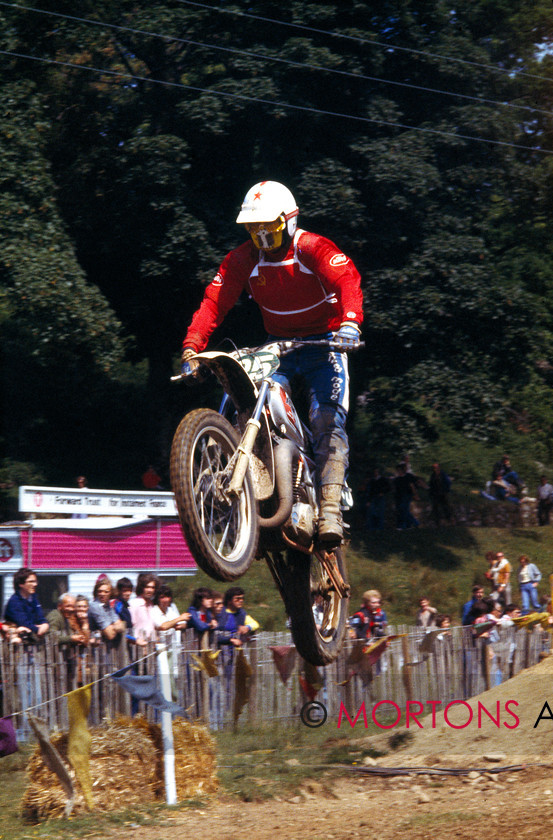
[166,524,553,629]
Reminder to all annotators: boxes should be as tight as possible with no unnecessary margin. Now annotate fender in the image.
[196,350,275,500]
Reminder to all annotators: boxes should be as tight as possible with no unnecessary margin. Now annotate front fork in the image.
[227,380,270,497]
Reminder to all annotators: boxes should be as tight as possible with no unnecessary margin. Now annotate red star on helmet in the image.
[253,191,262,200]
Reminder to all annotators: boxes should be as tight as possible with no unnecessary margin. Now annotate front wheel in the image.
[170,408,259,581]
[268,547,349,665]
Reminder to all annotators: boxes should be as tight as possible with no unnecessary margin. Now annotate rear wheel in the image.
[170,408,259,581]
[268,546,349,665]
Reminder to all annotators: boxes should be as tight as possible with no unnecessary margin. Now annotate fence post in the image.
[483,639,491,692]
[248,635,258,726]
[157,643,177,805]
[401,634,413,702]
[524,628,531,670]
[199,631,210,725]
[343,639,354,716]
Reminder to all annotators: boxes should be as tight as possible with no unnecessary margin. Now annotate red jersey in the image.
[184,229,363,352]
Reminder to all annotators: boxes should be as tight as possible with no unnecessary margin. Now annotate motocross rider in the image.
[181,180,363,547]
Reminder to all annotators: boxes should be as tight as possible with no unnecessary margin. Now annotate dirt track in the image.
[116,653,553,839]
[125,765,553,840]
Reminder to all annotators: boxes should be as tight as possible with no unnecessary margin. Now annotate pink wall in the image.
[20,520,196,572]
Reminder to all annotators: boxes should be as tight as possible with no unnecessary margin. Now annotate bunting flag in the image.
[418,628,445,655]
[363,637,388,666]
[299,661,323,701]
[0,717,17,757]
[66,686,94,810]
[513,612,553,632]
[111,663,185,715]
[190,649,221,677]
[28,714,75,817]
[348,642,374,684]
[363,633,406,662]
[340,635,406,681]
[233,648,252,723]
[268,645,296,685]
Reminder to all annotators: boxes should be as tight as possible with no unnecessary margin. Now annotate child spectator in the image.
[217,587,251,646]
[188,587,218,636]
[350,589,388,642]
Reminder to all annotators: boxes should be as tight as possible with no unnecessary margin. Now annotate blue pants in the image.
[271,334,349,487]
[520,582,540,614]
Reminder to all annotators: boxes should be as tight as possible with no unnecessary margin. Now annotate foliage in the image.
[2,0,553,487]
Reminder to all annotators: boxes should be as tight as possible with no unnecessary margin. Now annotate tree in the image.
[3,0,553,489]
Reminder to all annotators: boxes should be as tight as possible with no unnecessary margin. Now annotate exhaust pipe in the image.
[258,440,298,529]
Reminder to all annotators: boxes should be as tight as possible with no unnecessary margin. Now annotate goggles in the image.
[245,215,286,250]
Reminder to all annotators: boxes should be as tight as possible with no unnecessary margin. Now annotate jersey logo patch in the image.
[330,253,348,267]
[212,273,224,287]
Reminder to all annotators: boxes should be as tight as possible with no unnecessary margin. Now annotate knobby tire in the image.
[170,408,259,582]
[268,546,349,666]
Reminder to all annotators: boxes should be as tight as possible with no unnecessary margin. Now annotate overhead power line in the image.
[175,0,553,84]
[1,1,552,119]
[1,47,551,155]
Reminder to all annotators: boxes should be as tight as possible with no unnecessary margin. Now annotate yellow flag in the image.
[190,649,221,677]
[513,612,553,631]
[66,686,94,809]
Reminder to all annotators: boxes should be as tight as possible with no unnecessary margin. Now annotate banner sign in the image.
[19,486,178,517]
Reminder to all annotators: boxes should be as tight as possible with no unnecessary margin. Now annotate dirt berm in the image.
[365,649,553,764]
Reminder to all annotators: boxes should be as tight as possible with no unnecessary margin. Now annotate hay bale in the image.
[21,715,217,821]
[130,716,219,801]
[172,717,219,800]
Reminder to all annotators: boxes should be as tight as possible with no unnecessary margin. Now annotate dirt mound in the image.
[365,651,553,764]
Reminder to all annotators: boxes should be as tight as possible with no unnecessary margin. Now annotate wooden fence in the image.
[0,623,549,738]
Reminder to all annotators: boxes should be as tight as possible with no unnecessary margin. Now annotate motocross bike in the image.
[169,337,358,665]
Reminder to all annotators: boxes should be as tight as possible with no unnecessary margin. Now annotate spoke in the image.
[217,509,234,555]
[190,427,248,561]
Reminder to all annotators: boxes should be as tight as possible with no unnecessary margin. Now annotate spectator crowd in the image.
[0,569,259,654]
[1,549,552,737]
[361,453,553,531]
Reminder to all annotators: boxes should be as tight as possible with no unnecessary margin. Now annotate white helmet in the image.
[236,181,298,250]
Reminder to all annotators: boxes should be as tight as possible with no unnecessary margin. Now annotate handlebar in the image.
[171,335,364,382]
[276,338,365,353]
